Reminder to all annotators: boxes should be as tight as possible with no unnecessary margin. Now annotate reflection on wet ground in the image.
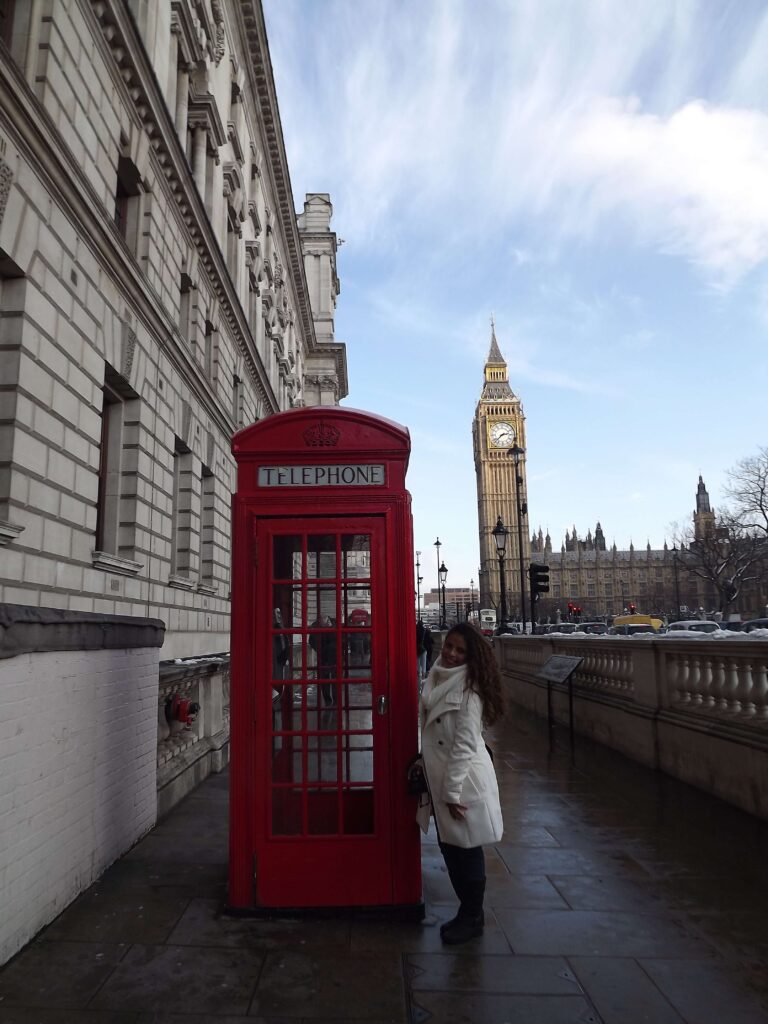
[2,704,768,1022]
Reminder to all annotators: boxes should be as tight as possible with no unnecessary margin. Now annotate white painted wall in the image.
[0,647,159,964]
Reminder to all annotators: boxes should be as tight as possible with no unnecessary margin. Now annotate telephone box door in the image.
[254,515,391,906]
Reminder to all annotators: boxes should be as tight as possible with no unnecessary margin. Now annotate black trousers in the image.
[438,840,486,915]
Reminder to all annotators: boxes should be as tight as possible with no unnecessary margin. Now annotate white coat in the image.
[416,662,503,848]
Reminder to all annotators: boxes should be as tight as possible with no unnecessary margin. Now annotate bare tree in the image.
[675,513,766,615]
[725,447,768,537]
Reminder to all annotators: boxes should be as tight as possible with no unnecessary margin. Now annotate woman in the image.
[416,622,504,944]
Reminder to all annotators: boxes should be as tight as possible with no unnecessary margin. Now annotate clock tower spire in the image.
[472,324,530,617]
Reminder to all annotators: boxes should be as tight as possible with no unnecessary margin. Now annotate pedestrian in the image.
[309,614,337,706]
[416,621,503,944]
[415,618,431,681]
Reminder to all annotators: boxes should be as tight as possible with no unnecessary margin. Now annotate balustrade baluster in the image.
[736,661,755,717]
[691,656,703,706]
[724,657,741,713]
[712,657,727,711]
[699,654,715,707]
[753,661,768,720]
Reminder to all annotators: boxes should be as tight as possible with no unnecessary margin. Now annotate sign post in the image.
[535,655,583,762]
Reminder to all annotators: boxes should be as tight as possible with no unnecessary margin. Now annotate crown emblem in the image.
[303,420,340,447]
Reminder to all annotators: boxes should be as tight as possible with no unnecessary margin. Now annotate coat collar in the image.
[422,675,465,728]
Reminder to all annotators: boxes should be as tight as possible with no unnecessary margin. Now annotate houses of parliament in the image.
[473,330,731,621]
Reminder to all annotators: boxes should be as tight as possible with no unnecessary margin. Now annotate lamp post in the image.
[469,577,475,621]
[415,550,422,622]
[672,545,681,621]
[509,444,527,634]
[492,515,509,627]
[438,560,448,627]
[434,537,442,622]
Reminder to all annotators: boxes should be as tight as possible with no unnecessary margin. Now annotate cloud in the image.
[265,0,768,289]
[554,98,768,288]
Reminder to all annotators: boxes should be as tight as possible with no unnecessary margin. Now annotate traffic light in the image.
[628,602,636,614]
[529,562,550,598]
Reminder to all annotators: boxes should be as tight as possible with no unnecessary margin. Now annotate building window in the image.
[114,149,148,263]
[587,583,596,597]
[0,1,16,47]
[179,272,193,340]
[94,368,139,570]
[233,374,244,427]
[171,438,194,578]
[200,465,214,587]
[203,319,218,384]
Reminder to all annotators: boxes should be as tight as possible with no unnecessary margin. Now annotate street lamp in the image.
[492,515,509,626]
[438,560,448,627]
[469,577,475,621]
[509,444,527,634]
[415,550,422,621]
[434,537,442,621]
[672,545,681,621]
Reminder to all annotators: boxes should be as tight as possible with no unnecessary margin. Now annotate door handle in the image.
[377,695,388,715]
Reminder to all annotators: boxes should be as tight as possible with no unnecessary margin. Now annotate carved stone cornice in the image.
[0,155,13,229]
[83,0,278,416]
[187,89,227,150]
[0,520,24,546]
[170,0,205,66]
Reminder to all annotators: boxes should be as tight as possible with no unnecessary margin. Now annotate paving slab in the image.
[90,944,263,1015]
[0,940,129,1009]
[3,705,768,1023]
[248,950,406,1020]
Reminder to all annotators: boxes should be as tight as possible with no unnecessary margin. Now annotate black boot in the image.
[441,879,485,945]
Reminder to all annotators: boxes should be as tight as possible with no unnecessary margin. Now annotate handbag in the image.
[406,753,428,797]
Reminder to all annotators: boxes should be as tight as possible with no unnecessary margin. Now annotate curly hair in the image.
[445,622,504,726]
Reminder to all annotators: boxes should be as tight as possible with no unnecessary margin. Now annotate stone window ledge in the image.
[197,582,217,596]
[0,520,24,546]
[169,573,197,591]
[92,550,143,576]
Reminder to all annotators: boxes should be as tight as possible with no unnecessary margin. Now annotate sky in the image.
[262,0,768,593]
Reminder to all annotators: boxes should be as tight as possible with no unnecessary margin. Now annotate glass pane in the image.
[342,749,374,784]
[308,606,338,682]
[307,535,337,579]
[308,787,339,835]
[272,788,303,835]
[341,684,373,731]
[273,583,301,629]
[342,534,370,579]
[271,733,303,783]
[306,585,336,631]
[343,629,371,676]
[272,685,304,731]
[342,585,371,624]
[273,535,303,580]
[342,789,374,834]
[306,732,339,782]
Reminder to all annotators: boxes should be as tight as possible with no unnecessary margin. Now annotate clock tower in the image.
[472,324,530,615]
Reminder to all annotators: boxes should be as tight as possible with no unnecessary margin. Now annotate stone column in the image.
[175,67,189,139]
[193,126,207,195]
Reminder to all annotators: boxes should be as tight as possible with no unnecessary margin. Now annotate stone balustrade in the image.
[494,634,768,819]
[157,656,231,817]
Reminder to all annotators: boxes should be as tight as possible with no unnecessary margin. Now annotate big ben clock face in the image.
[489,421,516,447]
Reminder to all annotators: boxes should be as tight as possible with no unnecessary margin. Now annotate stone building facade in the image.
[531,476,762,622]
[0,0,346,656]
[0,0,347,962]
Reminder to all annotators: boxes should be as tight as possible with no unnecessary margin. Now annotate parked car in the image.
[576,622,609,635]
[544,622,579,634]
[609,623,658,635]
[743,618,768,633]
[666,620,720,634]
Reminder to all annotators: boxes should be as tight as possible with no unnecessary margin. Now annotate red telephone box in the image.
[229,407,422,915]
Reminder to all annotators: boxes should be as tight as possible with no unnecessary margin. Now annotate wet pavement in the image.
[2,704,768,1022]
